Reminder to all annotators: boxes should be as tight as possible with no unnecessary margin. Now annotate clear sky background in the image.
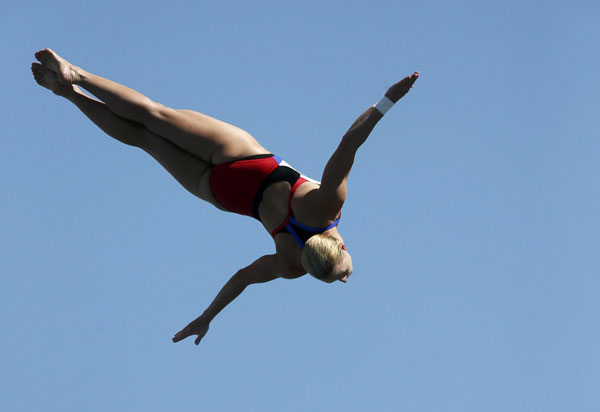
[2,1,599,411]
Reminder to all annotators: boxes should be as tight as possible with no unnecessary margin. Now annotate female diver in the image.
[31,49,419,345]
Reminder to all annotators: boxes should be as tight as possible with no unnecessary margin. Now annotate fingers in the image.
[409,71,419,84]
[172,330,203,345]
[404,71,419,87]
[172,328,190,343]
[172,322,207,344]
[390,72,419,90]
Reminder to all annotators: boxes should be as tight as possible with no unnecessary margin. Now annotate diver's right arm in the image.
[172,254,282,345]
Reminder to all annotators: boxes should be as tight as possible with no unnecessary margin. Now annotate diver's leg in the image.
[34,48,269,164]
[31,63,225,209]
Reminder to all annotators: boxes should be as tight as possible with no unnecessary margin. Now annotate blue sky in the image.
[2,1,599,411]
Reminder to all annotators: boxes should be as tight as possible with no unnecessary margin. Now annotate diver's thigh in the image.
[147,107,269,164]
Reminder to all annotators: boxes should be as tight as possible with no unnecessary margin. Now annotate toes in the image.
[35,48,51,56]
[35,49,48,62]
[34,48,60,72]
[31,63,60,90]
[31,64,42,82]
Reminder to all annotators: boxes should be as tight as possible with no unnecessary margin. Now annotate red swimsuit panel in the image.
[209,155,281,217]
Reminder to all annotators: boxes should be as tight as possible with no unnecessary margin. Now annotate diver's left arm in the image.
[317,72,419,214]
[318,107,383,213]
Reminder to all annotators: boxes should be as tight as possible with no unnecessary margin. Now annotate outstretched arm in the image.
[172,254,283,345]
[316,72,419,214]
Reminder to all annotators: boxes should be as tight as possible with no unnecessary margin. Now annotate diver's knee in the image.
[142,99,168,120]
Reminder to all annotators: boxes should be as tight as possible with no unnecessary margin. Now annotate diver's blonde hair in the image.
[301,234,344,278]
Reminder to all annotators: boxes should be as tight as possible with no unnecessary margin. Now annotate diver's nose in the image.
[340,276,348,283]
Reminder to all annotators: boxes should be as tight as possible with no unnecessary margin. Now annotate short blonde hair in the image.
[301,234,344,279]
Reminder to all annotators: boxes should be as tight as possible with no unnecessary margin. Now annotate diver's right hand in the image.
[172,315,210,345]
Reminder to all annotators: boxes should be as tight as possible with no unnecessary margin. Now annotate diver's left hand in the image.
[385,72,419,102]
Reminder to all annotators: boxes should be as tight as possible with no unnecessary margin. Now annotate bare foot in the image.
[31,63,73,97]
[34,48,81,85]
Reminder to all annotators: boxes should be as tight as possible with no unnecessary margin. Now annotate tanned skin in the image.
[31,48,418,345]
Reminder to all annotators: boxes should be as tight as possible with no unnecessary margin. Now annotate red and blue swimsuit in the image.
[209,154,340,247]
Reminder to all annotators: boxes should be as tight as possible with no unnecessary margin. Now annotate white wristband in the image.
[373,96,394,115]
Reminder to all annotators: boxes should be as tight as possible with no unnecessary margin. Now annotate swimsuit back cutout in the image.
[270,182,341,248]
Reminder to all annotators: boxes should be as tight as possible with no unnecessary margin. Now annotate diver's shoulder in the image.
[273,241,307,279]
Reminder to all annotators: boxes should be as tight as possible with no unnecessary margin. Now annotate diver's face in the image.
[322,243,353,283]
